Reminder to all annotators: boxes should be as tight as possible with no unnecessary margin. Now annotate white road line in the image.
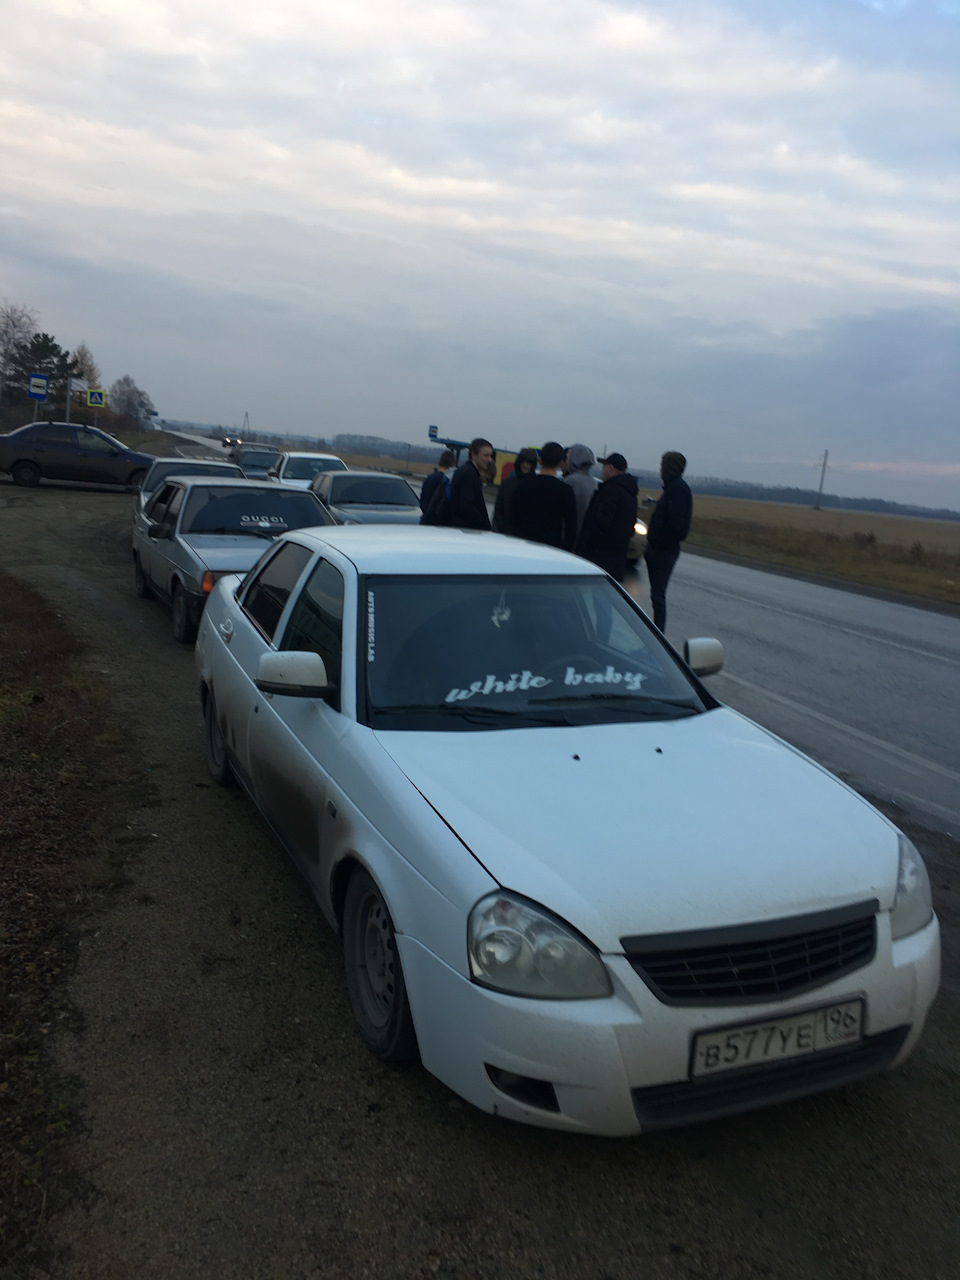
[717,670,960,785]
[688,580,960,667]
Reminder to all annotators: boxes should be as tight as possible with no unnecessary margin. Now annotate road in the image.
[1,483,957,1280]
[632,554,960,835]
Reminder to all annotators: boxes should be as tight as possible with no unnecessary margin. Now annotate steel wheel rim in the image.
[356,890,395,1029]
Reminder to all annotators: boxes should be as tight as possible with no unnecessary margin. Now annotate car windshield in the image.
[363,575,705,730]
[239,451,280,469]
[181,486,327,536]
[329,476,418,507]
[143,462,242,495]
[283,456,346,479]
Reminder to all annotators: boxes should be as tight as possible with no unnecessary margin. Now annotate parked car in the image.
[134,457,245,517]
[195,526,939,1135]
[270,451,348,489]
[132,477,335,642]
[0,421,154,489]
[227,442,281,469]
[309,469,422,524]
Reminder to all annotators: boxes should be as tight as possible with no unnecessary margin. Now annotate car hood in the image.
[373,707,899,951]
[179,534,276,570]
[332,505,421,524]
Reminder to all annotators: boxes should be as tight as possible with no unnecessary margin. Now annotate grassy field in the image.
[643,493,960,607]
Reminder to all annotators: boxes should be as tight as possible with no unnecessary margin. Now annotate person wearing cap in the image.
[574,452,639,582]
[509,441,578,550]
[563,443,599,537]
[643,451,692,632]
[492,447,538,534]
[419,449,457,523]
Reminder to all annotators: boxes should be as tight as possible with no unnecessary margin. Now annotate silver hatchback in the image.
[132,477,335,642]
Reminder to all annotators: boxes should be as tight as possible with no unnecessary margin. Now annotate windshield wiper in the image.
[529,694,701,717]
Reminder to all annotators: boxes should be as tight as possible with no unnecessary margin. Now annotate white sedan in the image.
[195,527,939,1135]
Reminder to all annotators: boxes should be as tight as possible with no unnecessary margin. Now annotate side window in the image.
[165,487,185,527]
[280,559,345,687]
[37,426,76,448]
[145,483,177,522]
[242,541,313,641]
[79,431,114,453]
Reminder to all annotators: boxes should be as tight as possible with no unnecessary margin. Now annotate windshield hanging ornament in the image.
[492,593,511,629]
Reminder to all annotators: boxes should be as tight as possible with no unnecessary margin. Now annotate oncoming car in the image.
[194,527,939,1135]
[132,478,334,642]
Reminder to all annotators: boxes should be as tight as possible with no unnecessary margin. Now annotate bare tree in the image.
[0,301,39,402]
[71,341,102,389]
[108,374,156,421]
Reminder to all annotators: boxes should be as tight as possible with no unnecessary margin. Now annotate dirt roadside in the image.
[1,482,958,1280]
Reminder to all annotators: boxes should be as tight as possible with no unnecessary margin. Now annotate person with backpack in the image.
[419,450,456,524]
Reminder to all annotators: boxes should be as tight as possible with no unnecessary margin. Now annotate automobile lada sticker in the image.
[366,591,376,663]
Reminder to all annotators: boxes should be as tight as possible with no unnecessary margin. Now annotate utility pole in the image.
[814,449,829,510]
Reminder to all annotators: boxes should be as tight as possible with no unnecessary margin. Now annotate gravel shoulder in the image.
[1,482,958,1280]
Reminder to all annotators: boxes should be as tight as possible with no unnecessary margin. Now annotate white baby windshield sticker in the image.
[444,666,648,701]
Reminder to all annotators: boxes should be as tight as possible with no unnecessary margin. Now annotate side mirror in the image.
[147,522,173,540]
[683,637,724,677]
[255,650,336,701]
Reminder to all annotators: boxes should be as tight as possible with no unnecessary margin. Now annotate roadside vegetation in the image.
[0,576,145,1272]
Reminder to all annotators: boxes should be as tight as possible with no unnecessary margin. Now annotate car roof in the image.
[326,469,409,480]
[283,525,607,577]
[167,477,316,492]
[147,457,243,469]
[281,451,343,461]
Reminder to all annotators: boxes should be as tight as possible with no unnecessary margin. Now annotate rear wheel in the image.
[204,694,234,786]
[343,869,418,1062]
[11,462,40,487]
[133,554,152,598]
[171,583,196,644]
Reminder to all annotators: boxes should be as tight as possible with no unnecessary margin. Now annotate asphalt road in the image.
[2,481,958,1280]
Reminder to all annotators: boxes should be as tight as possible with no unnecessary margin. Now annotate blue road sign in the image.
[428,424,438,440]
[87,389,105,407]
[29,374,49,401]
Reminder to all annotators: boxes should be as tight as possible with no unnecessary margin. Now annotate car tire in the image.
[343,869,418,1063]
[128,468,147,490]
[133,554,152,598]
[171,583,197,645]
[204,693,234,786]
[11,461,40,488]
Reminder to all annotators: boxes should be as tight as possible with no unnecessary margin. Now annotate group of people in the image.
[419,438,691,631]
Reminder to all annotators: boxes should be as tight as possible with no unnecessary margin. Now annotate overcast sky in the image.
[2,0,957,507]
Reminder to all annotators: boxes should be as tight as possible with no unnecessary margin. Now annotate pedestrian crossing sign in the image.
[87,389,105,407]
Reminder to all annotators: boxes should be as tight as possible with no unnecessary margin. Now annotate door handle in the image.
[218,619,234,642]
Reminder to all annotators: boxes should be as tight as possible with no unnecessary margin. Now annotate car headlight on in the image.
[468,891,612,999]
[890,835,933,940]
[634,519,647,536]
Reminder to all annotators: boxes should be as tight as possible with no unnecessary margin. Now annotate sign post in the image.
[28,373,49,423]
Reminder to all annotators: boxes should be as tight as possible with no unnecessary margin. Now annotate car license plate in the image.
[691,999,863,1078]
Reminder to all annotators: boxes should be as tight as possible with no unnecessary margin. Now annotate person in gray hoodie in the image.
[563,443,599,537]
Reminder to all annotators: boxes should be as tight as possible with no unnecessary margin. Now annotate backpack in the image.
[421,473,452,526]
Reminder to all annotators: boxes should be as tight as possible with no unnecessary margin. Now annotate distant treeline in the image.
[165,423,959,521]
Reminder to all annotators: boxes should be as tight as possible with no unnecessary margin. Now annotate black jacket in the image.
[576,471,639,581]
[646,475,692,550]
[448,461,491,530]
[510,474,578,550]
[419,468,448,515]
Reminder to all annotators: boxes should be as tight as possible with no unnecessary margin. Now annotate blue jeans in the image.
[643,544,680,632]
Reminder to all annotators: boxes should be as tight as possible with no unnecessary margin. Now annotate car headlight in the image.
[468,891,612,999]
[634,519,647,536]
[890,835,933,940]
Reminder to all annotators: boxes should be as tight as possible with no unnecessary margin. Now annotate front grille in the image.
[622,900,878,1006]
[632,1025,909,1131]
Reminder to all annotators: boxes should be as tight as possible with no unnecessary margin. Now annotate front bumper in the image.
[399,912,939,1136]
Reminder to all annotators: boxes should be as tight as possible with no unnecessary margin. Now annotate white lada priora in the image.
[195,526,939,1135]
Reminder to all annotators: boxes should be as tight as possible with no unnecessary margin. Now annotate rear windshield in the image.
[239,451,281,469]
[144,461,243,494]
[363,574,705,730]
[181,486,329,536]
[328,476,418,507]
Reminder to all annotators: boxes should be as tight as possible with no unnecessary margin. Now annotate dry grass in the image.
[659,494,960,606]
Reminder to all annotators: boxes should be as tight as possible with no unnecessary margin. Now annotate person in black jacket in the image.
[509,441,578,550]
[643,451,692,632]
[575,452,638,581]
[419,450,456,522]
[448,438,493,530]
[492,447,538,533]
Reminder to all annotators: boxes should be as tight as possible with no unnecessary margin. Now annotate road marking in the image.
[717,670,960,785]
[687,579,960,668]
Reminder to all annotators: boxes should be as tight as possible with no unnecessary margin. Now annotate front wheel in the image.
[343,869,418,1062]
[11,461,40,487]
[204,694,234,786]
[171,583,197,644]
